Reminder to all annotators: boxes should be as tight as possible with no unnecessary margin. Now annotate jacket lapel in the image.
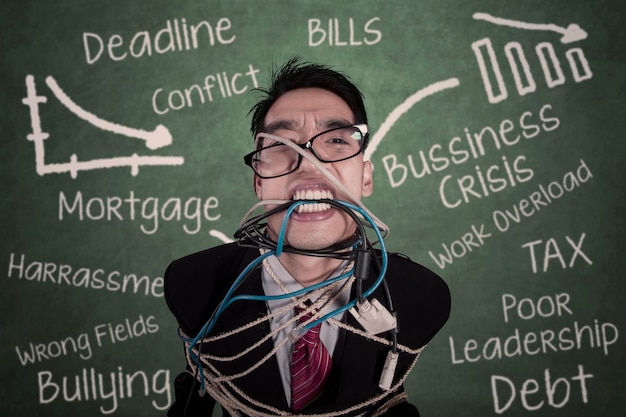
[208,247,406,414]
[304,281,391,414]
[306,262,414,415]
[212,249,289,410]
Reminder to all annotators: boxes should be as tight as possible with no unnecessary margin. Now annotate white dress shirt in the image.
[260,254,352,404]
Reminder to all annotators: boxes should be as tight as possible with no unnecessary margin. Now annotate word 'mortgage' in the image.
[59,190,220,235]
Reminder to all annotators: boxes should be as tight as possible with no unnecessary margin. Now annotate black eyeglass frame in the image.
[243,124,369,179]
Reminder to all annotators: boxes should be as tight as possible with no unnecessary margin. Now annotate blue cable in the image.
[299,200,388,331]
[226,268,354,305]
[183,250,275,393]
[275,200,306,256]
[184,200,327,347]
[186,199,388,357]
[186,250,275,347]
[231,199,389,333]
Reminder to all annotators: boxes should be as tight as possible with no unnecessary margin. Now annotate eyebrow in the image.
[262,118,353,134]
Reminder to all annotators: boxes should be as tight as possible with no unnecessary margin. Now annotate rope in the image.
[181,251,426,416]
[369,392,409,417]
[182,321,426,416]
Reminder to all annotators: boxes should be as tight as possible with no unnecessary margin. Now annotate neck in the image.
[277,251,344,287]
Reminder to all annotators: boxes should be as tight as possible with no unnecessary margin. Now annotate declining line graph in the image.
[23,75,184,178]
[46,76,173,150]
[473,12,587,44]
[365,12,589,164]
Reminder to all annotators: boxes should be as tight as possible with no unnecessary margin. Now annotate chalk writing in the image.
[15,315,159,366]
[8,253,163,297]
[308,17,381,46]
[491,365,593,413]
[151,64,260,115]
[492,159,592,232]
[502,293,573,323]
[381,103,559,205]
[22,76,184,178]
[448,291,619,414]
[83,17,235,64]
[428,158,592,269]
[58,190,221,235]
[16,332,92,365]
[522,233,593,273]
[449,319,618,363]
[38,366,171,414]
[429,224,492,269]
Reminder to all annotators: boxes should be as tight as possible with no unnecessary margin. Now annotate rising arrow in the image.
[365,78,460,162]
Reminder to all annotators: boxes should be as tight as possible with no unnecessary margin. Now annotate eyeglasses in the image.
[243,124,368,179]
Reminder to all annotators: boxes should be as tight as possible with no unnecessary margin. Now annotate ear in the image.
[254,175,263,199]
[361,160,373,197]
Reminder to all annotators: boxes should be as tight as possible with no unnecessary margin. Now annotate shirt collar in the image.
[261,254,352,327]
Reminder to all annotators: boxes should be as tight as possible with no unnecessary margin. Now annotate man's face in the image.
[254,87,373,250]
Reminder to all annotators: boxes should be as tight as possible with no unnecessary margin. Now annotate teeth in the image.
[293,189,333,200]
[292,189,333,213]
[295,202,332,213]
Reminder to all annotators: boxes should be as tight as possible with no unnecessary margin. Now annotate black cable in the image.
[181,199,386,415]
[235,199,369,261]
[367,241,398,353]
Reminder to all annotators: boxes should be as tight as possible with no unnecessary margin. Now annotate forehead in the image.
[263,88,354,133]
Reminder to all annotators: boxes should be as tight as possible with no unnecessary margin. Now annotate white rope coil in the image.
[180,250,426,416]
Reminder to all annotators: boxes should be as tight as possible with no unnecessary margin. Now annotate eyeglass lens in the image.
[251,126,364,178]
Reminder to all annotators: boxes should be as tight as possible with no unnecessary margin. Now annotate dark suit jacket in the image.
[165,243,451,416]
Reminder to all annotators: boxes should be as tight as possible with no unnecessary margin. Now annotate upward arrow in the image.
[473,12,588,44]
[364,78,460,162]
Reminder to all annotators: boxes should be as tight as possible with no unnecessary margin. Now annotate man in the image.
[165,57,451,416]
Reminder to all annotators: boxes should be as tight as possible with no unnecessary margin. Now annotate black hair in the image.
[249,57,368,142]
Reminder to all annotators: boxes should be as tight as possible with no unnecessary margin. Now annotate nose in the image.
[297,148,319,172]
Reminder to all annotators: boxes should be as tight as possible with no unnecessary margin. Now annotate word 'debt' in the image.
[492,365,593,414]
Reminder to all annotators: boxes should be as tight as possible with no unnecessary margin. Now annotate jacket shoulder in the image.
[164,243,253,336]
[385,252,451,348]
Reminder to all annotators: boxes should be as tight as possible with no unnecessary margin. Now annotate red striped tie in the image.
[290,306,332,412]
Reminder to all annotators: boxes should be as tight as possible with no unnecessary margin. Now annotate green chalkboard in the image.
[2,0,625,416]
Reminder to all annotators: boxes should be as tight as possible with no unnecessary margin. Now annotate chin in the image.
[283,229,348,251]
[286,239,331,251]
